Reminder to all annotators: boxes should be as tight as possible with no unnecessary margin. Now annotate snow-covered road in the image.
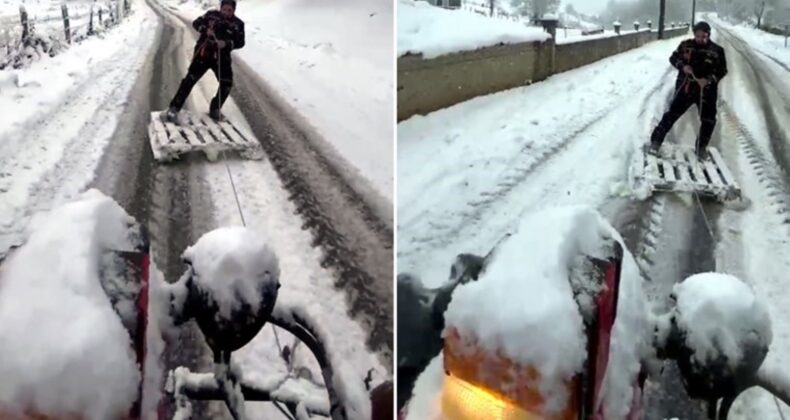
[398,22,790,418]
[1,0,392,417]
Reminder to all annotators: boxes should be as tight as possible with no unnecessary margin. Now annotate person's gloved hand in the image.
[683,65,694,76]
[698,77,709,89]
[216,40,227,49]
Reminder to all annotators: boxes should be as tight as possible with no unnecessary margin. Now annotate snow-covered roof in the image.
[0,190,141,418]
[542,13,558,20]
[398,0,551,59]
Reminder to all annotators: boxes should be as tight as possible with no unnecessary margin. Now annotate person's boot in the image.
[209,107,222,122]
[649,126,667,156]
[696,144,709,161]
[647,141,660,156]
[165,106,179,123]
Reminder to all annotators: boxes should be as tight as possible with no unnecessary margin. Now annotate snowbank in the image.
[0,189,140,419]
[398,0,550,59]
[441,206,651,418]
[673,273,772,368]
[183,226,280,320]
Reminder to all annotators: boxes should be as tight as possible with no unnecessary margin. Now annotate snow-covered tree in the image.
[509,0,559,20]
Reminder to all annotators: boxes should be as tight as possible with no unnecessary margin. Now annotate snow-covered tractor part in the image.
[148,110,263,162]
[652,273,790,420]
[399,207,790,420]
[399,207,652,420]
[0,190,162,420]
[437,240,644,420]
[162,227,382,420]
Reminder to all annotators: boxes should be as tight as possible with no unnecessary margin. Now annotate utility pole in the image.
[659,0,666,39]
[691,0,696,26]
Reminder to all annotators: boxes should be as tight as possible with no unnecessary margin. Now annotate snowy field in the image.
[0,0,113,46]
[163,0,394,202]
[397,0,550,59]
[0,0,157,255]
[398,24,790,417]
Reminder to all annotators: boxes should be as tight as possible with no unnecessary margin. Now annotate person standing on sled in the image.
[649,21,727,160]
[166,0,245,122]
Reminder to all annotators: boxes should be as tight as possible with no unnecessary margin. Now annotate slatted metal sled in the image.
[633,144,741,201]
[148,110,263,162]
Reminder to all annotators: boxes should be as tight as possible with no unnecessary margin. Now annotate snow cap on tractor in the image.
[437,207,647,420]
[177,227,281,362]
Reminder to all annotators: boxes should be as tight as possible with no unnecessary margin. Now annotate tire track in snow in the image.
[716,25,790,179]
[405,84,660,256]
[722,105,790,231]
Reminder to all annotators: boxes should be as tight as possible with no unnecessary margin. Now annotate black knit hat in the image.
[693,21,711,34]
[220,0,236,9]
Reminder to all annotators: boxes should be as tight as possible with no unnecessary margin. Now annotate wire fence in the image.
[0,0,131,69]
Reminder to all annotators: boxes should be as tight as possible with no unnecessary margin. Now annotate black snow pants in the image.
[169,51,233,113]
[652,78,718,152]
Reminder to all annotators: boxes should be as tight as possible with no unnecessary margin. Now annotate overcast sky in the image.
[561,0,637,16]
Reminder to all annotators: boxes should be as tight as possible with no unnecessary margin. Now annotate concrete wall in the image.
[555,31,655,73]
[398,26,690,121]
[398,40,553,120]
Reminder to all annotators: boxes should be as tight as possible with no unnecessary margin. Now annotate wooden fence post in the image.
[88,7,94,35]
[61,3,71,44]
[19,5,29,42]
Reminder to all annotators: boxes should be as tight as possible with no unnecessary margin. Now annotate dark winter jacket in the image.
[192,10,245,62]
[670,39,727,90]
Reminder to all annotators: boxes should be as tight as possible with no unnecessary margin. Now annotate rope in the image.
[690,73,717,243]
[213,23,285,365]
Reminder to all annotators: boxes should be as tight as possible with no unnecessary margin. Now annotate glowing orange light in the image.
[442,327,579,420]
[442,374,543,420]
